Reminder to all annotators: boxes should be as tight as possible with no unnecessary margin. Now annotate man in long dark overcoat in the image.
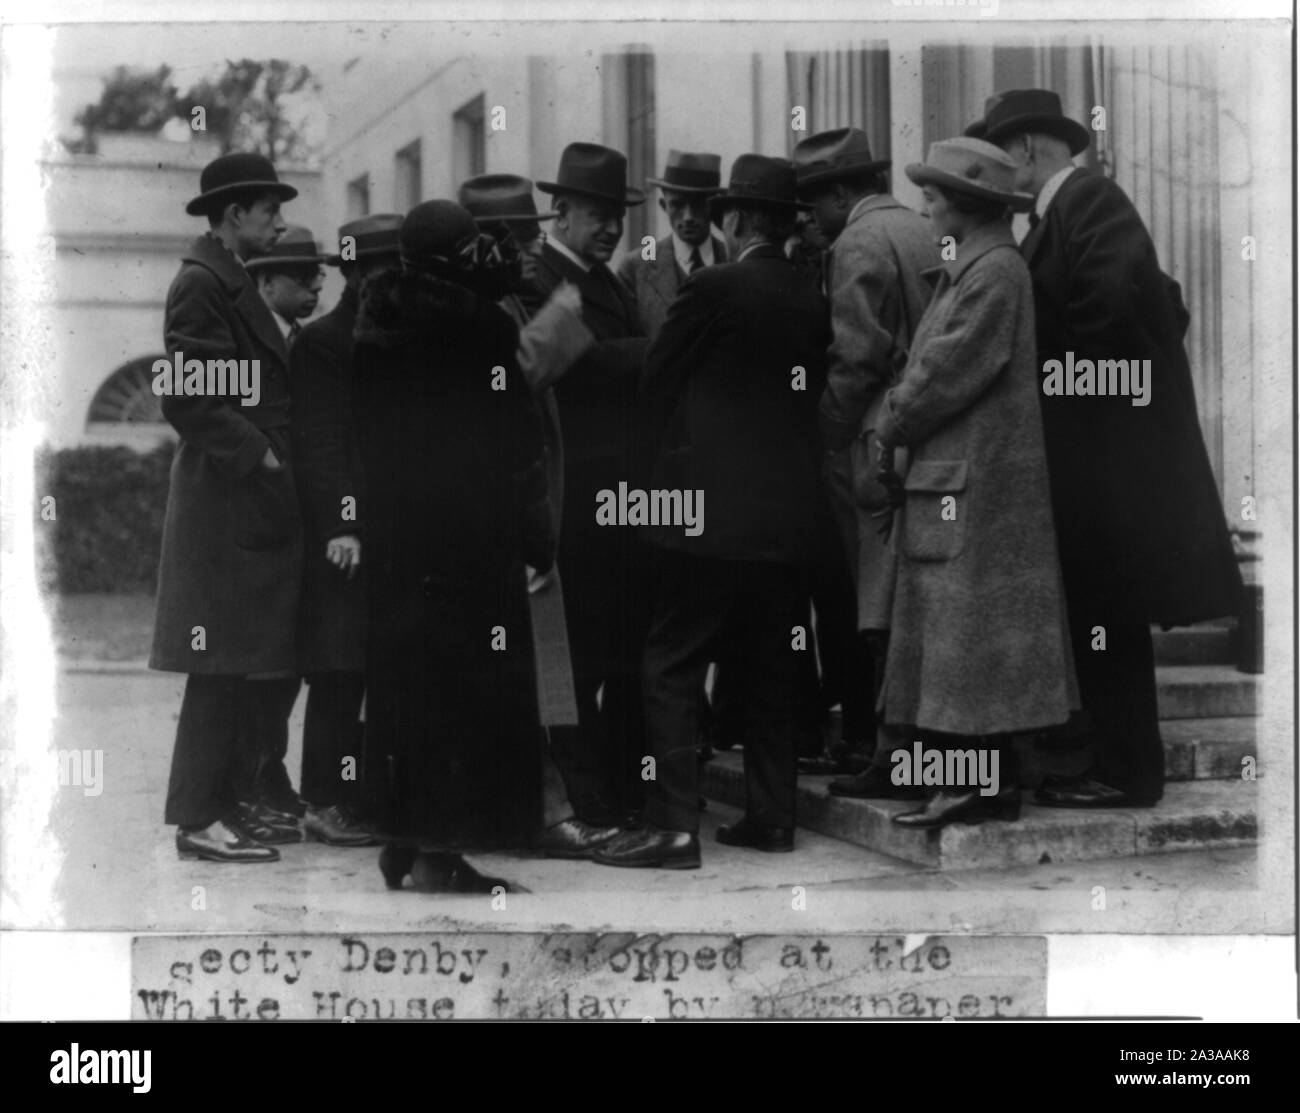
[532,143,651,825]
[983,90,1242,807]
[595,155,831,868]
[151,153,303,863]
[286,214,404,846]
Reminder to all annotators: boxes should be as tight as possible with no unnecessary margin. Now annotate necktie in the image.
[288,319,302,344]
[1028,210,1041,230]
[688,246,704,273]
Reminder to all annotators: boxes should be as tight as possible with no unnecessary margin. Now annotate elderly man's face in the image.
[555,195,625,264]
[659,190,711,246]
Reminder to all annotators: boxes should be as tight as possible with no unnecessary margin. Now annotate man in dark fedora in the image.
[459,173,621,859]
[285,213,404,848]
[247,226,328,346]
[533,142,652,827]
[793,127,941,800]
[978,88,1241,808]
[151,152,304,862]
[595,156,830,868]
[615,150,728,341]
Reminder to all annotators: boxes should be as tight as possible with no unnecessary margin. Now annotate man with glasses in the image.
[248,226,328,347]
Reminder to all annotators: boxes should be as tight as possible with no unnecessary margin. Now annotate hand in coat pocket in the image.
[233,464,300,551]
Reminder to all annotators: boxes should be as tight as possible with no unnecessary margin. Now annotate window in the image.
[394,140,422,211]
[453,94,486,184]
[85,356,168,427]
[346,173,371,219]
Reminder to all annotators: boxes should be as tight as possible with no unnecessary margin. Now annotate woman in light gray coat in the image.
[874,138,1079,829]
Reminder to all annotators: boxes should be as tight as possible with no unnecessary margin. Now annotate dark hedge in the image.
[37,441,174,594]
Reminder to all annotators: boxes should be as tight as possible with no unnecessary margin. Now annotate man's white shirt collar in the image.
[549,236,594,273]
[1035,165,1077,221]
[672,233,714,273]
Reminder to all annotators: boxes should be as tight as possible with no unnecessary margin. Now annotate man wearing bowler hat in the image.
[595,156,830,868]
[151,152,304,862]
[533,143,652,827]
[246,226,329,346]
[458,173,622,859]
[793,127,941,800]
[285,214,405,848]
[616,150,729,341]
[977,88,1241,808]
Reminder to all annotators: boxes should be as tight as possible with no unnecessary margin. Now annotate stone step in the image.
[1156,665,1259,719]
[703,753,1257,870]
[1014,717,1259,784]
[1150,622,1236,666]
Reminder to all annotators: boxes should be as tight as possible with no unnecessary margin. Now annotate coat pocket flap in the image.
[903,459,968,493]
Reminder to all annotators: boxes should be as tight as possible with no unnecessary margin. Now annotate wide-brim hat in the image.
[709,154,810,220]
[537,142,646,207]
[458,174,555,242]
[245,225,328,271]
[905,138,1034,211]
[645,149,724,194]
[325,213,404,266]
[186,151,298,217]
[793,127,891,194]
[980,88,1091,156]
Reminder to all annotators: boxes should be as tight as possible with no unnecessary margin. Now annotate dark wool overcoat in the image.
[288,282,367,674]
[150,234,303,675]
[532,242,651,678]
[352,269,548,849]
[638,242,831,566]
[878,221,1079,736]
[1023,167,1241,625]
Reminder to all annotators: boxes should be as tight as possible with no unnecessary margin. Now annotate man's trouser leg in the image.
[165,674,241,829]
[300,671,365,808]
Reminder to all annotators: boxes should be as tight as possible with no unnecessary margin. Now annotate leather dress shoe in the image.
[893,787,1021,829]
[177,817,280,863]
[304,803,380,847]
[411,851,513,893]
[716,817,793,853]
[237,801,303,844]
[535,817,622,858]
[593,826,701,869]
[828,766,925,800]
[1035,777,1159,809]
[828,741,874,775]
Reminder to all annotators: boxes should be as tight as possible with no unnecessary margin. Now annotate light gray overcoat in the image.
[877,220,1078,736]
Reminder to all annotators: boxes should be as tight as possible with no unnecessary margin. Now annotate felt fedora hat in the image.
[980,88,1091,156]
[325,213,404,265]
[793,127,891,193]
[244,225,329,271]
[905,137,1034,211]
[186,152,298,217]
[709,154,810,220]
[645,150,724,194]
[457,174,555,241]
[537,142,646,206]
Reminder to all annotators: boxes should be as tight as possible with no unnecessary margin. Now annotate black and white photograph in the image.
[0,0,1294,1043]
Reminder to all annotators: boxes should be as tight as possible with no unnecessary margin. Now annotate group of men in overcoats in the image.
[152,84,1240,872]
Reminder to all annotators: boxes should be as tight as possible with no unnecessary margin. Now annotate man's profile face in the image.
[805,185,848,243]
[556,195,625,264]
[260,266,323,321]
[998,135,1035,193]
[659,191,711,246]
[234,195,287,258]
